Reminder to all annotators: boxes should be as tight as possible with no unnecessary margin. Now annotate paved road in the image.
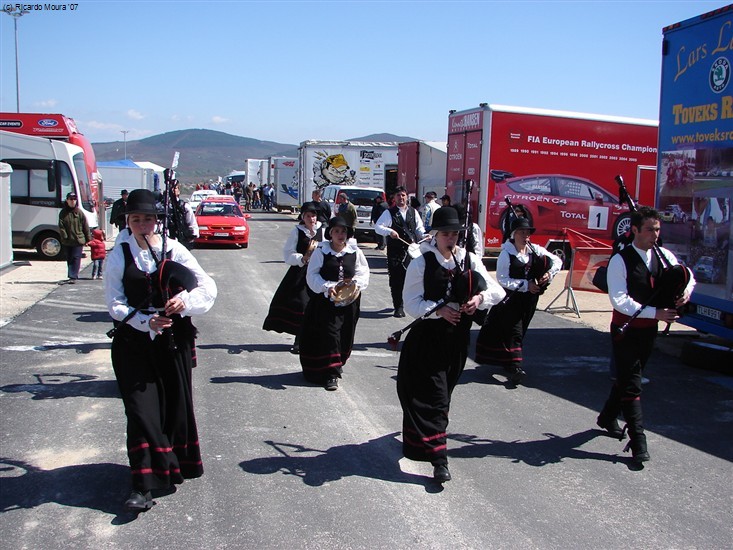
[0,211,731,549]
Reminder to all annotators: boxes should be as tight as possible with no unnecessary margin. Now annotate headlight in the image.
[198,226,209,230]
[234,226,247,231]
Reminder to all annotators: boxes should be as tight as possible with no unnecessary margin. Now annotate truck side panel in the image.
[657,6,733,338]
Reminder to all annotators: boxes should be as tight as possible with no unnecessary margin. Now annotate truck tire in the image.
[613,213,632,239]
[35,231,63,260]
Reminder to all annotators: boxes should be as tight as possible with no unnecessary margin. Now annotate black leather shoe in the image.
[325,377,339,391]
[124,491,154,512]
[433,464,451,483]
[596,416,626,440]
[394,307,405,318]
[508,366,526,385]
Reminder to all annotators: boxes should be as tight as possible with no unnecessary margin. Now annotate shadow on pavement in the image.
[0,373,120,400]
[210,371,311,390]
[239,433,443,492]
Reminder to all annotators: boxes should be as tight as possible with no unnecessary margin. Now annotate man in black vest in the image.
[375,186,425,317]
[597,206,694,464]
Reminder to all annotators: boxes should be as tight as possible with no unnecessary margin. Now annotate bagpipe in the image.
[388,180,487,349]
[610,175,692,337]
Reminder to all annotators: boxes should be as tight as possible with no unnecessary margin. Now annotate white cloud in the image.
[35,99,58,108]
[85,120,122,131]
[127,109,144,120]
[211,116,228,124]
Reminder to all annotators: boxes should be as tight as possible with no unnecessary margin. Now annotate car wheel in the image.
[35,231,63,260]
[547,243,571,270]
[613,213,632,239]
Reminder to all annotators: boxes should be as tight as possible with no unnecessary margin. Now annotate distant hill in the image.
[93,129,298,183]
[93,129,418,183]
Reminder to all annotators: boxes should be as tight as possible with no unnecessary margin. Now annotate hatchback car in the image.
[195,196,250,248]
[692,255,721,283]
[659,204,688,223]
[488,173,632,240]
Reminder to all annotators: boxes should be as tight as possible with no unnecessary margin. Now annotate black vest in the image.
[387,206,418,254]
[423,251,457,302]
[121,242,168,309]
[619,246,664,307]
[320,249,357,282]
[296,225,324,254]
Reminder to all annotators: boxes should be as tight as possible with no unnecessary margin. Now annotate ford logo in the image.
[38,119,59,127]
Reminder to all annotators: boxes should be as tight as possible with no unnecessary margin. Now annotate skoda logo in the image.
[38,119,59,127]
[710,57,730,93]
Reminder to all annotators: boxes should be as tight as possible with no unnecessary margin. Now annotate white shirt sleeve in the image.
[283,226,303,266]
[375,209,393,236]
[469,251,506,309]
[353,248,370,292]
[184,202,199,238]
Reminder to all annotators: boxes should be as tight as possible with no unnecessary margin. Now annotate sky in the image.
[0,0,726,146]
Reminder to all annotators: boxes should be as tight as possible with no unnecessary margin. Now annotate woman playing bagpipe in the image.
[396,207,505,483]
[104,189,217,512]
[262,202,324,354]
[299,216,370,391]
[474,216,562,385]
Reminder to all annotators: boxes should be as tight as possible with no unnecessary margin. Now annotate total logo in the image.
[710,57,730,93]
[38,119,59,127]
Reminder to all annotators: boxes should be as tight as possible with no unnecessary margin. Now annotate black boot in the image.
[621,399,650,463]
[597,385,626,440]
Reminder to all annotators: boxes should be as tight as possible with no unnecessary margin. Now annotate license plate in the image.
[696,305,721,320]
[214,232,229,237]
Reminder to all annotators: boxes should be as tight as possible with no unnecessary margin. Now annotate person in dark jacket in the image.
[109,190,129,231]
[370,194,387,250]
[58,192,91,284]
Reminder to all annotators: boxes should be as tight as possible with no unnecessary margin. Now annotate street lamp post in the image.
[120,130,129,159]
[4,7,30,113]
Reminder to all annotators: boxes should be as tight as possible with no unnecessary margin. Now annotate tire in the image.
[547,243,571,270]
[35,231,63,260]
[613,213,632,239]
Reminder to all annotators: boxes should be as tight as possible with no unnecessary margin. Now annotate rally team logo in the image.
[710,57,730,93]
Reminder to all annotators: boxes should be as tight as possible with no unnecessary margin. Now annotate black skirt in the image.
[299,294,360,384]
[111,321,202,492]
[396,315,472,465]
[475,291,539,366]
[262,264,310,336]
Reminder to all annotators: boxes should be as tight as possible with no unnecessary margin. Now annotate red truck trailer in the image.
[397,140,447,200]
[0,113,102,215]
[445,104,659,265]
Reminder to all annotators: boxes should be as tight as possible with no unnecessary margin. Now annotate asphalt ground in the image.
[0,212,731,549]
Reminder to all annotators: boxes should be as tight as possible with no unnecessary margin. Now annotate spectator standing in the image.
[311,188,331,224]
[109,190,129,231]
[421,191,440,232]
[336,191,357,229]
[58,192,91,284]
[370,194,387,250]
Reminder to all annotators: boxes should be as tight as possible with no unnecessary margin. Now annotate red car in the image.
[488,173,632,241]
[195,196,250,248]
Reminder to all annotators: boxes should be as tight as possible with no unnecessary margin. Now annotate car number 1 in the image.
[588,206,609,231]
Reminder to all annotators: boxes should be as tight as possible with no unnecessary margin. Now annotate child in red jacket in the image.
[88,229,107,279]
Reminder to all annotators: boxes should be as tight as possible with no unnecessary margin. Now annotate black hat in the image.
[510,217,536,235]
[431,207,465,232]
[121,189,129,196]
[298,201,319,222]
[325,216,355,240]
[66,192,77,200]
[125,189,159,215]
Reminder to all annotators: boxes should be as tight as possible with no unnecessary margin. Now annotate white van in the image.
[321,185,385,241]
[1,131,98,259]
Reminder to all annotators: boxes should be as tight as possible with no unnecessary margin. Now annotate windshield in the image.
[72,152,94,210]
[344,189,384,206]
[197,203,243,217]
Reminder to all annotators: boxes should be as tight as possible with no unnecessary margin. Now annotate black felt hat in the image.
[431,207,465,232]
[325,216,354,240]
[510,216,536,234]
[125,189,159,215]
